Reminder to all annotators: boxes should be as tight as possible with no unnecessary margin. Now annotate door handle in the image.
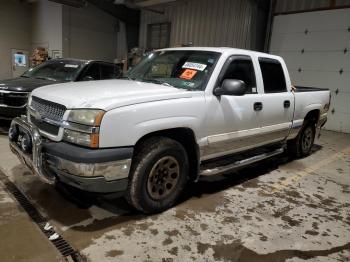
[254,102,263,111]
[284,100,291,108]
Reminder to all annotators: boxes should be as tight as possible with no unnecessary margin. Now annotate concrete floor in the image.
[0,121,349,262]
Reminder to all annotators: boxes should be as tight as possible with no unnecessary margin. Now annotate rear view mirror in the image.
[214,79,247,96]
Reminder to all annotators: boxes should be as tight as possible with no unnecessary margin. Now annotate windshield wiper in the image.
[142,78,175,88]
[35,77,57,81]
[21,75,30,78]
[121,76,134,80]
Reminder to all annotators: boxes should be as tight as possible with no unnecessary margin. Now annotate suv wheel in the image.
[125,137,189,214]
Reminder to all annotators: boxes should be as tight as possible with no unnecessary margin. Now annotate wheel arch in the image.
[134,127,200,182]
[304,109,320,125]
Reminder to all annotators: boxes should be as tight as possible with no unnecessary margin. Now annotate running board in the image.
[199,147,284,176]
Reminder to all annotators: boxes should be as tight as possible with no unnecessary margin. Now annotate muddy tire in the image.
[125,136,189,214]
[287,120,316,158]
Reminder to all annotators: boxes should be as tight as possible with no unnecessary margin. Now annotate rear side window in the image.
[83,63,100,80]
[259,58,286,93]
[221,56,257,94]
[100,64,121,80]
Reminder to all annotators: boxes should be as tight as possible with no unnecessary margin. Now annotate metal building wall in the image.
[139,0,265,51]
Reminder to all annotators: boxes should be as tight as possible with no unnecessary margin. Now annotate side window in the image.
[82,63,100,80]
[259,58,286,93]
[100,64,121,80]
[221,57,257,94]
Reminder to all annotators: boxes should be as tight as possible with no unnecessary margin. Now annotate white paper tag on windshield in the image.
[64,64,79,68]
[182,62,207,71]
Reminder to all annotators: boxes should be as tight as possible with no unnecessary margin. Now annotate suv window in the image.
[221,56,257,94]
[259,58,286,93]
[100,63,121,80]
[22,60,84,81]
[83,63,100,80]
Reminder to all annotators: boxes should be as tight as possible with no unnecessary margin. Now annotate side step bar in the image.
[200,147,284,176]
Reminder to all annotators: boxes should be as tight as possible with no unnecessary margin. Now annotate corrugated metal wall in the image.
[275,0,350,13]
[139,0,264,51]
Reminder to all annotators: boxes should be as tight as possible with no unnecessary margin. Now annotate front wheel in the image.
[287,120,316,158]
[125,137,189,214]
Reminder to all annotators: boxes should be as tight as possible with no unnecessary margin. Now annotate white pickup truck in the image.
[9,47,330,213]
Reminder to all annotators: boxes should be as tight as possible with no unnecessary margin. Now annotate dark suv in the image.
[0,59,121,119]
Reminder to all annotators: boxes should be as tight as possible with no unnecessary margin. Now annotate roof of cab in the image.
[49,58,116,65]
[158,47,282,60]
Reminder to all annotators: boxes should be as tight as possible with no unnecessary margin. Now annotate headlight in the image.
[63,109,105,148]
[64,129,99,148]
[67,109,105,126]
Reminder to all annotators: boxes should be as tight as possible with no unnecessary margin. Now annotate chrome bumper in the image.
[45,154,131,181]
[9,116,55,184]
[9,116,132,188]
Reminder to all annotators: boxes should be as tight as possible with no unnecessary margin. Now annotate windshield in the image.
[22,60,85,81]
[127,50,221,91]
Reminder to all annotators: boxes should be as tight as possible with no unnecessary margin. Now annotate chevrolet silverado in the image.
[9,47,330,213]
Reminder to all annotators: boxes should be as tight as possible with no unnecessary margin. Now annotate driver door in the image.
[202,55,263,160]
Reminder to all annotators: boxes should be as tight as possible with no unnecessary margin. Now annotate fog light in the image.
[8,125,19,142]
[21,133,32,153]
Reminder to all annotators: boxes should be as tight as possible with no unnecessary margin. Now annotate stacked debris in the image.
[30,47,48,67]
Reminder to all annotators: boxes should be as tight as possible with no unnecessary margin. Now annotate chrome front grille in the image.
[31,96,66,122]
[0,91,28,107]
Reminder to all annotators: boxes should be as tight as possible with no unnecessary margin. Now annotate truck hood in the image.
[0,77,58,92]
[31,79,193,110]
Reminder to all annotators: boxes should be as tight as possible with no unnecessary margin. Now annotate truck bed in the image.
[295,86,329,92]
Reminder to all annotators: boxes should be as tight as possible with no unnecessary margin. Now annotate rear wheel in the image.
[288,120,316,158]
[125,137,189,214]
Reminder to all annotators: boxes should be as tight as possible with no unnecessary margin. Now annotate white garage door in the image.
[270,9,350,133]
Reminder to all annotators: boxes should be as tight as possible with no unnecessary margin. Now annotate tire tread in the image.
[125,136,188,213]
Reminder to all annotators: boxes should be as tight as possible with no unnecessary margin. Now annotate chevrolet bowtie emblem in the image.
[34,113,43,121]
[31,108,43,121]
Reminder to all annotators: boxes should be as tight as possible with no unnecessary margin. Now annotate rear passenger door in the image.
[78,62,121,81]
[256,57,294,143]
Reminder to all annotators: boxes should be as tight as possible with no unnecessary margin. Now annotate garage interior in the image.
[0,0,350,261]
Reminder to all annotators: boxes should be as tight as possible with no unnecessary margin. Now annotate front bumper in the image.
[9,116,133,193]
[0,106,26,119]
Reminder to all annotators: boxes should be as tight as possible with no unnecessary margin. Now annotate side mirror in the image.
[83,76,94,81]
[213,79,247,96]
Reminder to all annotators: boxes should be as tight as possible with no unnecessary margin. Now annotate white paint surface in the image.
[30,47,330,152]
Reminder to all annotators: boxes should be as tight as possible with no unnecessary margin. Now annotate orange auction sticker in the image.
[180,69,197,80]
